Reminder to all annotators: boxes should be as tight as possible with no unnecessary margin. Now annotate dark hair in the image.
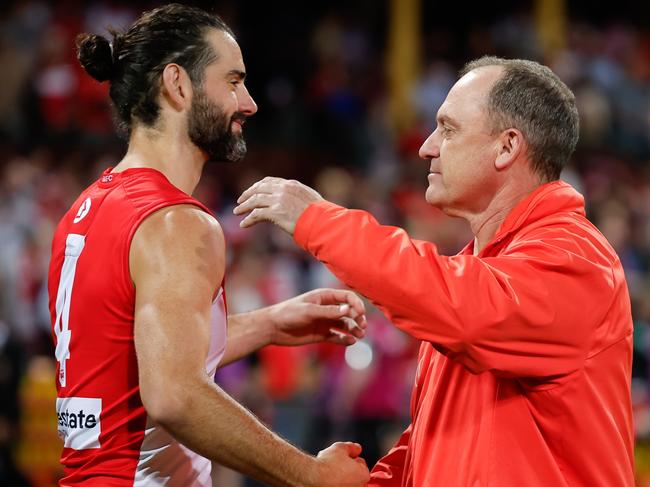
[460,56,579,182]
[76,3,234,133]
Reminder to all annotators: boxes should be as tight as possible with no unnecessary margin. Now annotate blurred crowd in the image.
[0,1,649,486]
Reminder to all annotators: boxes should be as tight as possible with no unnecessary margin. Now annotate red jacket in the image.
[294,181,634,486]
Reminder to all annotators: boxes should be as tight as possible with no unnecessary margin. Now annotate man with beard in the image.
[47,4,370,487]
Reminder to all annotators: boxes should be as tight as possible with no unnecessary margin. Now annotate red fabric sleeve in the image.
[367,424,412,487]
[294,201,618,378]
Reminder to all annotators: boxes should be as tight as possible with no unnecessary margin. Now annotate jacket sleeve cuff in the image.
[294,200,341,252]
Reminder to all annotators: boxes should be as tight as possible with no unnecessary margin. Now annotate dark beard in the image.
[188,88,247,163]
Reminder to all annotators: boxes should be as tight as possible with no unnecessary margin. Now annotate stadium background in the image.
[0,0,648,485]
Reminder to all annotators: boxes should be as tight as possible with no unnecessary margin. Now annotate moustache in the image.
[231,112,247,125]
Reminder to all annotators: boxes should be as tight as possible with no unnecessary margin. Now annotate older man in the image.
[235,57,635,486]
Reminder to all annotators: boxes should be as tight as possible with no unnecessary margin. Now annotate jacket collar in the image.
[461,180,586,256]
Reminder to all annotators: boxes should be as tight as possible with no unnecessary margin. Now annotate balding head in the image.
[443,65,504,131]
[460,56,579,181]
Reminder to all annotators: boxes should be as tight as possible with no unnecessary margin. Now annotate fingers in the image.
[341,316,365,338]
[340,442,363,458]
[232,192,274,216]
[341,292,367,330]
[334,290,366,318]
[326,316,364,339]
[335,289,368,330]
[236,176,283,205]
[305,303,365,338]
[239,207,272,228]
[307,303,352,319]
[322,441,363,458]
[234,179,282,226]
[327,328,356,346]
[307,289,368,331]
[234,192,278,229]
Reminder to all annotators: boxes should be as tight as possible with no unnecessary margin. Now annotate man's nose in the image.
[238,85,258,116]
[419,131,440,160]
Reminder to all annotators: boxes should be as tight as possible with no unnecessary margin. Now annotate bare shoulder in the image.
[130,204,225,290]
[135,204,223,243]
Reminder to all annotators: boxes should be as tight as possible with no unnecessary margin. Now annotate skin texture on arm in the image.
[221,288,368,367]
[130,204,369,487]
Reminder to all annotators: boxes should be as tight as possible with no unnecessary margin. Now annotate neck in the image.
[112,124,207,195]
[467,178,542,255]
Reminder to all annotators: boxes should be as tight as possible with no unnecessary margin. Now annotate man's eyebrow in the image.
[436,114,457,126]
[227,69,246,80]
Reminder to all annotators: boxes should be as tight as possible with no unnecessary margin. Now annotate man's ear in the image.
[494,128,525,171]
[160,63,193,112]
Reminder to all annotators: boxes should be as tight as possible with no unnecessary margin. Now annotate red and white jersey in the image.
[48,167,227,486]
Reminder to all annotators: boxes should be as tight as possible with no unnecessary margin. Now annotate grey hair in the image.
[460,56,579,182]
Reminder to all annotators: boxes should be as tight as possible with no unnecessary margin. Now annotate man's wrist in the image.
[228,307,276,350]
[269,440,322,487]
[260,303,280,346]
[302,455,325,487]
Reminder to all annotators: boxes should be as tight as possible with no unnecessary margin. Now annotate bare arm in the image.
[221,288,367,367]
[131,205,368,487]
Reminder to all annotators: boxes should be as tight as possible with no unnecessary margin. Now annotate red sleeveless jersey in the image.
[48,167,227,486]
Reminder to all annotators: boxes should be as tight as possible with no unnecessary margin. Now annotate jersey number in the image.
[54,234,86,388]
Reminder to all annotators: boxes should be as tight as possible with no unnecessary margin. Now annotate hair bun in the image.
[76,33,114,82]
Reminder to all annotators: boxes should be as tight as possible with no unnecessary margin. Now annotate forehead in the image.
[204,29,245,73]
[437,65,503,124]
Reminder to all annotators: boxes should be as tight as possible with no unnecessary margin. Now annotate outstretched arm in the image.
[221,288,367,367]
[235,178,615,379]
[131,204,369,487]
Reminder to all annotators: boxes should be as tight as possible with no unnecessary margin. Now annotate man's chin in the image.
[208,151,246,163]
[203,140,247,164]
[425,187,442,207]
[206,152,246,164]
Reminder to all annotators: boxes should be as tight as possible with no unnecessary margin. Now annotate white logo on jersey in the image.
[73,198,92,223]
[56,397,102,449]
